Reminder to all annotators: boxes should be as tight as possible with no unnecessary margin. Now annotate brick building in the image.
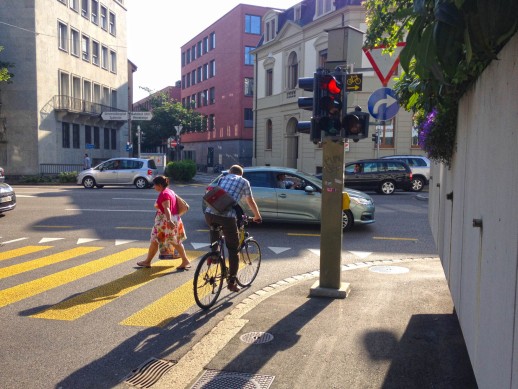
[179,4,275,170]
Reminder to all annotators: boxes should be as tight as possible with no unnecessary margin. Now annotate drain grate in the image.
[123,358,177,388]
[191,369,275,389]
[240,331,274,344]
[369,265,409,274]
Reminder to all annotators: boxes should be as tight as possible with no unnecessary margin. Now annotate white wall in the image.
[429,32,518,388]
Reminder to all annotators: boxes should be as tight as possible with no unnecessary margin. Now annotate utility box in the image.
[140,153,167,174]
[326,26,364,68]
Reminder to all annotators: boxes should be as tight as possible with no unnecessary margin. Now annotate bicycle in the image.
[193,216,262,310]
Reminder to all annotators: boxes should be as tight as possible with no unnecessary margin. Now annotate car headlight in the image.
[349,196,372,205]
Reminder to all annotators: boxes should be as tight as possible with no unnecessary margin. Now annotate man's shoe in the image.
[227,282,240,292]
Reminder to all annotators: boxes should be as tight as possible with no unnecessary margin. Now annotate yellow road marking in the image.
[0,248,147,309]
[0,246,52,261]
[372,236,418,241]
[287,233,320,237]
[0,247,102,280]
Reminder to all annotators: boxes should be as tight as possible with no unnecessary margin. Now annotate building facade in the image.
[0,0,129,175]
[132,83,181,112]
[179,4,274,170]
[253,0,422,174]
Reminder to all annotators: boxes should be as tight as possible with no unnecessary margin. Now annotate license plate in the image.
[0,195,11,203]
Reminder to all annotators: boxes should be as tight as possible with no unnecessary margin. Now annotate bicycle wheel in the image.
[236,239,261,287]
[193,252,224,309]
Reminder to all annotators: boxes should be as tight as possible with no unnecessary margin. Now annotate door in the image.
[242,171,278,220]
[96,160,120,184]
[275,172,321,222]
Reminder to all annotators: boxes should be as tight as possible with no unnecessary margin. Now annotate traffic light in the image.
[371,133,379,143]
[318,73,343,137]
[297,73,322,144]
[343,106,370,141]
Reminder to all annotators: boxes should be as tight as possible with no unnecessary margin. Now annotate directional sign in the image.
[131,111,152,121]
[85,143,95,149]
[368,87,400,121]
[101,111,128,121]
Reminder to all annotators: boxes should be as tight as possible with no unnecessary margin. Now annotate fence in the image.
[40,164,83,175]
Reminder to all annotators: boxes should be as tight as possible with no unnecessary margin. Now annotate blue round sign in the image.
[367,87,400,121]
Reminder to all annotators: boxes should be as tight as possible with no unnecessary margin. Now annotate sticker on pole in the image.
[368,87,400,121]
[363,43,405,87]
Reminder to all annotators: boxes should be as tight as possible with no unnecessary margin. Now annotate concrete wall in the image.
[429,32,518,388]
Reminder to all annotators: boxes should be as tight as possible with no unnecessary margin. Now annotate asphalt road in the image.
[0,183,436,388]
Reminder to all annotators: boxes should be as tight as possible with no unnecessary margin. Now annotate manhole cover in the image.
[369,265,409,274]
[191,369,275,389]
[123,358,177,388]
[240,332,274,344]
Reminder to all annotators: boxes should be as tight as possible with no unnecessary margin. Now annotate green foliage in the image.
[58,171,78,183]
[0,46,14,83]
[164,160,196,182]
[364,0,518,166]
[18,171,77,184]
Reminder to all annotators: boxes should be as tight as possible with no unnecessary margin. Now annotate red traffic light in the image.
[320,75,342,94]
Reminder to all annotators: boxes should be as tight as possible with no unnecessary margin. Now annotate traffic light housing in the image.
[297,73,322,144]
[343,106,370,141]
[371,133,379,143]
[318,73,343,137]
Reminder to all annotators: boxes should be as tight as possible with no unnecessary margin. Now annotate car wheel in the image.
[135,177,147,189]
[82,176,96,189]
[342,209,354,231]
[411,177,425,192]
[379,180,395,195]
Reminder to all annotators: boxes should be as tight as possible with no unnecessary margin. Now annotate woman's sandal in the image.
[177,264,191,270]
[137,261,151,268]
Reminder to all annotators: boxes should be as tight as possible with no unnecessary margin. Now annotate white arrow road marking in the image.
[115,239,137,246]
[269,247,290,254]
[77,238,100,244]
[14,194,36,198]
[39,238,65,243]
[308,249,320,256]
[349,251,373,259]
[1,237,28,244]
[373,94,397,114]
[191,242,210,249]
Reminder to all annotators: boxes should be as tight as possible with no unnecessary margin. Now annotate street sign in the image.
[368,87,400,121]
[170,139,178,148]
[363,42,406,86]
[131,111,152,121]
[345,73,363,91]
[101,111,128,121]
[85,143,95,149]
[175,125,183,133]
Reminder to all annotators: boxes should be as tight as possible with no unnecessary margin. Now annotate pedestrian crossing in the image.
[0,243,205,328]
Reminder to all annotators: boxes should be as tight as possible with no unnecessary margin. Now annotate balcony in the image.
[53,95,125,117]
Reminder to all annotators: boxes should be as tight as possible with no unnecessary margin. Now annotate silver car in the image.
[76,158,158,189]
[0,182,16,213]
[204,167,375,231]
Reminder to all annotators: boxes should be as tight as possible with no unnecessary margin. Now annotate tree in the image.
[133,91,205,151]
[0,45,14,83]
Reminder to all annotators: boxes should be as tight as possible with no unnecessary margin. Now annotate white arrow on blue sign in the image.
[367,87,400,121]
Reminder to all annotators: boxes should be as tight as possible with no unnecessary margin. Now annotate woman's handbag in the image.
[203,186,236,213]
[175,194,189,216]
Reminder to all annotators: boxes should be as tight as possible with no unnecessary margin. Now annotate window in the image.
[62,122,70,148]
[59,71,70,97]
[203,89,208,106]
[93,126,100,148]
[244,108,253,128]
[376,119,395,147]
[265,19,276,42]
[197,41,202,57]
[411,125,419,147]
[294,5,302,21]
[69,0,78,12]
[81,34,90,61]
[111,129,117,150]
[91,40,100,66]
[101,45,108,69]
[319,49,328,68]
[266,120,273,149]
[186,48,191,64]
[203,37,208,53]
[109,11,116,35]
[81,0,89,18]
[209,87,215,104]
[208,114,215,131]
[316,0,333,16]
[58,22,68,51]
[266,69,273,96]
[111,90,117,108]
[245,15,261,34]
[72,76,81,110]
[83,80,91,102]
[85,125,92,145]
[191,70,195,86]
[203,63,209,80]
[70,28,79,56]
[197,66,202,83]
[104,128,110,149]
[244,78,254,96]
[209,32,216,50]
[209,60,215,77]
[102,86,110,106]
[93,83,100,104]
[100,5,107,30]
[109,50,117,73]
[191,45,196,61]
[72,124,80,148]
[91,0,99,24]
[245,46,254,65]
[287,51,298,90]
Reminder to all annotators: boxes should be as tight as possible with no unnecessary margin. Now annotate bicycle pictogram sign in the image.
[345,73,363,91]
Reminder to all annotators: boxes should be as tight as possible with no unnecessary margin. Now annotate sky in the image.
[127,0,299,103]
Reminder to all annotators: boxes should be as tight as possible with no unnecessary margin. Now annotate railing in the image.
[53,95,125,116]
[40,163,84,175]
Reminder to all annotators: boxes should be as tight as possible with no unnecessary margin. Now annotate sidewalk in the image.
[152,258,478,389]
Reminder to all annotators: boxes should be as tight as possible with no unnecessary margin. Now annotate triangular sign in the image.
[363,42,406,86]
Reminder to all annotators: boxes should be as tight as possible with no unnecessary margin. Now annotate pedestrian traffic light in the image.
[318,73,343,137]
[343,106,370,141]
[297,73,322,144]
[371,133,378,143]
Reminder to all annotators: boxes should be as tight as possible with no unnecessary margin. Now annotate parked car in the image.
[344,159,413,195]
[380,155,430,192]
[203,167,375,231]
[0,166,4,183]
[0,182,16,213]
[76,158,158,189]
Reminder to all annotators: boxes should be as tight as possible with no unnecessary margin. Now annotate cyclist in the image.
[204,165,262,292]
